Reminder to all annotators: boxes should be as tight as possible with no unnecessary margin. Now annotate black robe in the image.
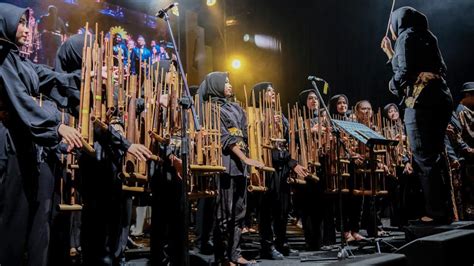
[0,4,78,266]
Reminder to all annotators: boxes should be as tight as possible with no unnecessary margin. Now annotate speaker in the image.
[404,221,474,242]
[396,229,474,266]
[330,253,407,265]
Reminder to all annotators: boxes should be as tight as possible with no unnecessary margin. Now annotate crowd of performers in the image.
[1,3,474,266]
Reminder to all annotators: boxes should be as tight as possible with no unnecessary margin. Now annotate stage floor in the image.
[125,219,408,265]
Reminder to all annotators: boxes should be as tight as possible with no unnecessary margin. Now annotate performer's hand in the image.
[403,162,413,175]
[450,160,461,170]
[160,94,169,107]
[311,124,318,133]
[381,36,394,60]
[127,144,152,161]
[446,124,456,138]
[293,164,309,178]
[169,154,183,179]
[58,124,83,149]
[243,158,265,169]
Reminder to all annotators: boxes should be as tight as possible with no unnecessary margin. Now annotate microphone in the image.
[308,75,325,82]
[156,2,179,18]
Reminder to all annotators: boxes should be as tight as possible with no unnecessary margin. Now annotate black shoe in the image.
[198,241,214,255]
[276,244,299,257]
[260,248,284,260]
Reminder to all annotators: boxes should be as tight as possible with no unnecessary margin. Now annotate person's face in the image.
[387,106,399,121]
[224,77,233,97]
[16,14,29,46]
[115,35,122,43]
[151,40,156,47]
[137,37,145,47]
[306,92,318,111]
[127,40,135,49]
[159,46,165,53]
[265,86,276,104]
[357,101,372,121]
[336,97,348,114]
[390,24,397,41]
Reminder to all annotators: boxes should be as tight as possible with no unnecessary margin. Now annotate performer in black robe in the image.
[381,6,453,224]
[251,82,307,258]
[0,4,83,265]
[54,33,152,265]
[199,72,263,265]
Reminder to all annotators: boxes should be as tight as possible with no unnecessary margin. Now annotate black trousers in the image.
[151,165,186,266]
[26,161,55,266]
[79,155,128,266]
[404,81,453,221]
[195,196,215,249]
[259,168,290,251]
[214,174,247,263]
[0,123,45,266]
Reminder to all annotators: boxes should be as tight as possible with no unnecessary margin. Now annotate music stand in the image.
[333,120,398,253]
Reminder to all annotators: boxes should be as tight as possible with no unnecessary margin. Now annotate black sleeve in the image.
[390,34,417,97]
[107,125,131,153]
[0,62,61,145]
[29,61,81,108]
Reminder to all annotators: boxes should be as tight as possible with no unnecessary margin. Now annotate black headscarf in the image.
[189,85,199,98]
[251,81,272,107]
[199,71,229,103]
[391,6,428,36]
[328,94,349,116]
[297,89,317,111]
[0,3,28,51]
[54,33,95,113]
[55,33,94,73]
[383,103,398,119]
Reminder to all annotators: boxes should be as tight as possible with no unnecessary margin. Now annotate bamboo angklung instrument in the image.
[189,98,225,173]
[352,109,388,196]
[187,97,224,200]
[149,66,170,145]
[120,74,149,191]
[90,31,108,131]
[59,113,82,211]
[78,27,95,155]
[287,104,306,185]
[245,88,274,192]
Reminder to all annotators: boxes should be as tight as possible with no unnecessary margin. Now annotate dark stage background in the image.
[221,0,474,110]
[4,0,474,111]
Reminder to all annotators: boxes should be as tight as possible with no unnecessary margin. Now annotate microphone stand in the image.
[309,78,352,260]
[157,7,201,266]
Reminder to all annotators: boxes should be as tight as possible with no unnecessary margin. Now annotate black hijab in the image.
[0,3,28,51]
[297,89,317,111]
[55,33,93,73]
[391,6,428,36]
[251,81,272,107]
[199,71,228,103]
[328,94,349,116]
[189,85,199,98]
[54,33,95,112]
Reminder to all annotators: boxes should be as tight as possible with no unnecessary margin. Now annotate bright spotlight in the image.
[243,34,250,42]
[231,59,241,69]
[207,0,217,7]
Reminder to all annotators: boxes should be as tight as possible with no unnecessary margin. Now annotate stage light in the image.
[243,34,250,42]
[225,17,239,26]
[242,34,281,52]
[231,59,241,69]
[207,0,217,7]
